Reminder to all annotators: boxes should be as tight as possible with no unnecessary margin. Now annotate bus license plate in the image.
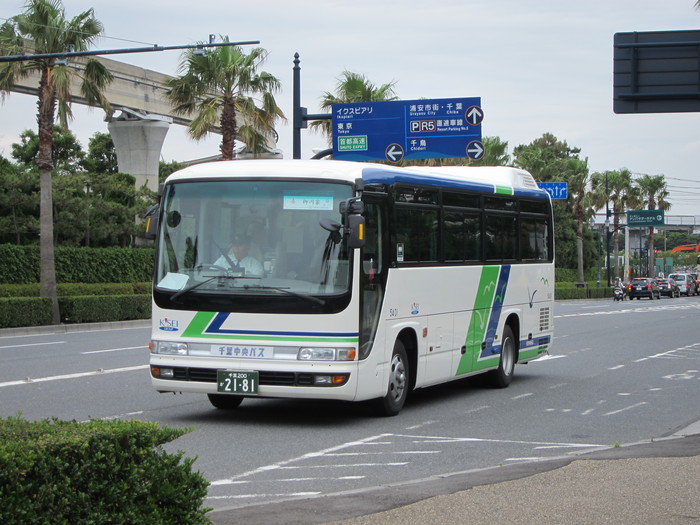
[217,371,259,395]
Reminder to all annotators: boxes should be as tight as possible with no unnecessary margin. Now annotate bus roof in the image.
[165,160,549,199]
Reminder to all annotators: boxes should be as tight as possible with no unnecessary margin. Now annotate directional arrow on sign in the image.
[466,105,484,126]
[466,140,484,159]
[385,143,404,162]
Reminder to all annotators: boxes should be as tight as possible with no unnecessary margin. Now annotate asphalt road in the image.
[1,295,699,521]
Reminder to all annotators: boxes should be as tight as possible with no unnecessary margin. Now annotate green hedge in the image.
[0,416,210,524]
[0,295,150,328]
[0,244,154,284]
[0,282,151,297]
[555,286,612,300]
[60,295,151,324]
[0,297,53,328]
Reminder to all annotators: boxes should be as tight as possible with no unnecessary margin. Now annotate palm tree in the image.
[311,71,398,146]
[592,169,638,282]
[636,174,670,276]
[566,157,593,283]
[166,38,285,160]
[0,0,112,323]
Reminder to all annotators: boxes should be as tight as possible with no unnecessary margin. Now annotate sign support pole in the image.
[292,53,330,159]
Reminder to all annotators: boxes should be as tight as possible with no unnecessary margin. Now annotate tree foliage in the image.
[312,71,398,146]
[0,131,152,247]
[0,0,113,324]
[513,133,596,273]
[166,38,285,160]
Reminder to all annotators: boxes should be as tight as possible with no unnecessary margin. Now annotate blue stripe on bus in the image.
[481,264,511,358]
[361,168,550,200]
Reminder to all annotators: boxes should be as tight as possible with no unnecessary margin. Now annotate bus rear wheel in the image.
[207,393,244,410]
[373,339,409,417]
[489,325,516,388]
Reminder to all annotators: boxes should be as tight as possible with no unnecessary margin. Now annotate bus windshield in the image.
[154,179,354,309]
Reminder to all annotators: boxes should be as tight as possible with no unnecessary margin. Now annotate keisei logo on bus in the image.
[159,318,180,332]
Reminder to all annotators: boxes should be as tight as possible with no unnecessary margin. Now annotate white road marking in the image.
[0,364,149,388]
[206,492,320,500]
[405,420,438,430]
[81,346,147,354]
[0,341,65,350]
[603,402,648,416]
[533,354,566,361]
[511,393,534,400]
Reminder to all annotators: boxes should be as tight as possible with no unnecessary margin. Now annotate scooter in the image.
[613,286,625,301]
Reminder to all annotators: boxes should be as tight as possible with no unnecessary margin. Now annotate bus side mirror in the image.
[144,203,159,240]
[144,183,164,240]
[346,214,365,249]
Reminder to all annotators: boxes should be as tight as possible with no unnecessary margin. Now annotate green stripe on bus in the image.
[456,265,500,375]
[181,311,217,337]
[495,185,514,195]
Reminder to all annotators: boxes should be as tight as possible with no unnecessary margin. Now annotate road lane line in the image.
[511,393,534,400]
[603,402,648,416]
[81,346,147,354]
[0,364,149,388]
[206,492,320,500]
[0,341,65,349]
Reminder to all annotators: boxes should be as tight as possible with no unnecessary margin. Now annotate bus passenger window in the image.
[395,208,438,263]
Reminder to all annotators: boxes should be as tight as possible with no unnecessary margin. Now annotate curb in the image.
[0,319,150,338]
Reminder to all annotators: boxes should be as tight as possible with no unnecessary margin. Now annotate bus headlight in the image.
[153,341,189,355]
[297,347,356,361]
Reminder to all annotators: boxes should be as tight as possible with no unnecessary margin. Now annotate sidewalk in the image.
[209,422,700,525]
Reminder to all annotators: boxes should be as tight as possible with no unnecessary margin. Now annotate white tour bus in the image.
[148,160,554,416]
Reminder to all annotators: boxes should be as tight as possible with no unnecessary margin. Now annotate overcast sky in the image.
[2,0,700,215]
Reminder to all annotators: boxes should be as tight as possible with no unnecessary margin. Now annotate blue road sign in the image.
[537,182,569,199]
[537,182,568,199]
[332,97,482,162]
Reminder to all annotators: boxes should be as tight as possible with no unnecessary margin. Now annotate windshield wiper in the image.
[169,273,259,301]
[239,284,326,305]
[169,275,322,304]
[170,276,220,301]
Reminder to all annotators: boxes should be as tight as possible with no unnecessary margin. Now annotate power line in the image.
[0,16,157,47]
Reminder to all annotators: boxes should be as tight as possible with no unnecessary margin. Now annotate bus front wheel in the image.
[207,393,244,410]
[490,325,516,388]
[373,339,409,417]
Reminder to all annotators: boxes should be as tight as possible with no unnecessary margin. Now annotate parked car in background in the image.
[690,273,700,293]
[627,277,661,300]
[657,277,680,298]
[668,273,698,296]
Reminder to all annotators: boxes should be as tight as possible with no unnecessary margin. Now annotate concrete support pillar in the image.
[107,108,172,192]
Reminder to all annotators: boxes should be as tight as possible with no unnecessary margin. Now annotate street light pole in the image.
[590,218,602,288]
[605,172,612,287]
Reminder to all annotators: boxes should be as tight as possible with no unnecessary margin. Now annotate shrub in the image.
[0,416,211,524]
[0,244,154,284]
[0,283,152,297]
[0,297,53,328]
[59,295,151,323]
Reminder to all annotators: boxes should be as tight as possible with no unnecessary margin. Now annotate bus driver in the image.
[214,234,264,276]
